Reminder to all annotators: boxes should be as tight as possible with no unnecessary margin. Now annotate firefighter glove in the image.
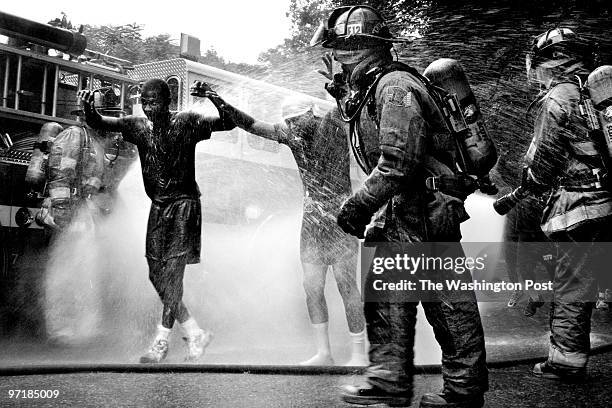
[50,198,73,229]
[337,197,372,239]
[325,73,348,100]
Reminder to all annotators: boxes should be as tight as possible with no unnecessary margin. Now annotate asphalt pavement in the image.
[1,347,611,408]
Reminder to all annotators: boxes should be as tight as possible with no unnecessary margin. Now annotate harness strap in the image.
[73,126,90,201]
[560,167,608,190]
[425,174,477,198]
[345,61,446,174]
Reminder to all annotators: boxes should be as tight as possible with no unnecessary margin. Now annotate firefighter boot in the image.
[596,292,609,310]
[532,361,586,382]
[342,383,413,406]
[524,295,545,317]
[419,392,484,408]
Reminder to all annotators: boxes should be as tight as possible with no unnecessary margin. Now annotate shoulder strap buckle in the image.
[425,176,439,192]
[593,168,605,188]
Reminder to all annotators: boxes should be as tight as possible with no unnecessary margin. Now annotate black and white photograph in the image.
[0,0,611,407]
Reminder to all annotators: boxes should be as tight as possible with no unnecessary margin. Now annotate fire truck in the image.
[0,11,139,284]
[0,12,330,261]
[0,12,355,335]
[0,11,145,334]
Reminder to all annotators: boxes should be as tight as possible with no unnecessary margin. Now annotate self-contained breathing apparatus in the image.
[32,124,96,229]
[582,65,612,158]
[25,87,132,227]
[494,28,611,215]
[494,66,612,215]
[327,59,499,196]
[26,87,123,196]
[25,122,64,197]
[312,5,497,199]
[424,58,498,194]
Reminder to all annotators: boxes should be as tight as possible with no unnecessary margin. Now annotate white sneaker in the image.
[299,353,334,366]
[140,338,169,364]
[507,290,524,308]
[183,329,213,362]
[596,299,609,310]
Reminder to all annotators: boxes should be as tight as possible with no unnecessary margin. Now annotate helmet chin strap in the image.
[537,59,587,89]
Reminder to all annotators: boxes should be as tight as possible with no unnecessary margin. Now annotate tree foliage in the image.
[285,0,335,50]
[404,0,612,185]
[67,2,612,185]
[257,0,612,186]
[81,21,265,77]
[82,23,179,64]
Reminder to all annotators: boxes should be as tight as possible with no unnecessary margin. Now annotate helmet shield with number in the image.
[310,5,411,50]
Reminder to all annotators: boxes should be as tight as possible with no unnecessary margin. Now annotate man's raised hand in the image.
[77,90,96,115]
[316,52,334,81]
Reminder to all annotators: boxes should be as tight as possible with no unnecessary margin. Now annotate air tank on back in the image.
[423,58,498,179]
[25,122,64,195]
[587,65,612,157]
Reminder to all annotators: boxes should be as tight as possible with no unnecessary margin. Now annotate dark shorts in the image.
[300,217,358,266]
[146,198,201,264]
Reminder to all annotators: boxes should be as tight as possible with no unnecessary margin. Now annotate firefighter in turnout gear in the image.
[520,28,612,379]
[311,5,487,407]
[42,125,104,230]
[36,90,138,344]
[25,122,64,199]
[37,119,110,344]
[35,89,137,230]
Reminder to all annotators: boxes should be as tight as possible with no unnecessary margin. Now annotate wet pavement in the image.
[1,300,611,367]
[1,348,611,407]
[7,189,607,368]
[1,303,611,407]
[2,186,611,407]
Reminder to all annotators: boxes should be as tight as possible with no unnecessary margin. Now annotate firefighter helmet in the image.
[95,87,123,115]
[526,27,595,81]
[310,5,410,50]
[72,86,124,117]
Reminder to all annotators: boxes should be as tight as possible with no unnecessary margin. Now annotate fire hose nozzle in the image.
[493,186,530,215]
[477,175,498,195]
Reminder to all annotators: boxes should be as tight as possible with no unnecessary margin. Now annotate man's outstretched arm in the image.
[196,85,282,141]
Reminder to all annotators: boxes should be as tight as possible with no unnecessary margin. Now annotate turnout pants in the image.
[547,218,612,372]
[363,243,488,397]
